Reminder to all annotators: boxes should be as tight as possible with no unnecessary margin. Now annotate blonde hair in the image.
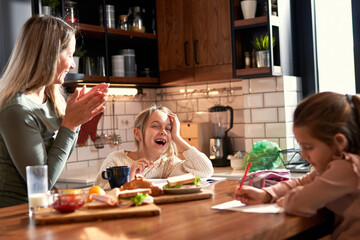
[294,92,360,154]
[134,105,178,158]
[0,15,76,117]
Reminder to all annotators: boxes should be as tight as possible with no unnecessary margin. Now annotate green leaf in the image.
[163,184,183,189]
[128,193,148,206]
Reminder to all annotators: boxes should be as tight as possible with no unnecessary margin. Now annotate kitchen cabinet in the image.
[231,0,294,78]
[32,0,159,89]
[156,0,233,85]
[180,122,211,156]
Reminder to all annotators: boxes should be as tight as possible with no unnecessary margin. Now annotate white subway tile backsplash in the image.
[242,80,250,94]
[249,77,276,93]
[114,101,125,115]
[177,99,198,113]
[197,98,221,111]
[264,92,284,107]
[233,109,244,124]
[125,102,143,115]
[244,124,265,138]
[278,107,285,122]
[251,108,278,123]
[276,77,284,91]
[88,159,104,169]
[67,151,77,163]
[66,161,89,170]
[284,91,300,107]
[77,146,99,161]
[265,123,286,138]
[69,75,301,171]
[117,115,134,130]
[245,139,253,153]
[244,94,263,108]
[282,76,302,92]
[228,123,244,138]
[99,144,117,159]
[232,137,245,152]
[220,95,243,109]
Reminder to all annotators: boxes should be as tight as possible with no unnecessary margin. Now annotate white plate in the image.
[163,185,202,194]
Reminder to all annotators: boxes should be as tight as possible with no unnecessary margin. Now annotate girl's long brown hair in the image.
[294,92,360,154]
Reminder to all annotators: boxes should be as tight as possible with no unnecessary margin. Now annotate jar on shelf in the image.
[64,1,79,23]
[119,15,128,30]
[130,6,145,33]
[244,51,251,69]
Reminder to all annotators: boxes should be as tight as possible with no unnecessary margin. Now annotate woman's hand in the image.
[234,185,271,205]
[129,158,154,180]
[61,83,109,131]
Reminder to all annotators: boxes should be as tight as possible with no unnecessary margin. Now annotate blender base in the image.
[211,158,230,167]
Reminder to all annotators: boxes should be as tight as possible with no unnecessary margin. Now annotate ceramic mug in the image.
[102,166,130,188]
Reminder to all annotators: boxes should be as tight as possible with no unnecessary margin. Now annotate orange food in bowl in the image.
[87,186,105,202]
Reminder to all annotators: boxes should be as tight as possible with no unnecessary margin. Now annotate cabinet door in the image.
[156,0,194,84]
[192,0,233,81]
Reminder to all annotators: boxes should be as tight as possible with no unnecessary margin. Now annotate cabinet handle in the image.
[184,41,189,66]
[193,39,199,64]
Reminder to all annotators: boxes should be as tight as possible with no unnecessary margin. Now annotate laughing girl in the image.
[95,105,213,189]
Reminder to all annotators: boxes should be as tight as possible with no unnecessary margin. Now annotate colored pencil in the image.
[238,161,251,190]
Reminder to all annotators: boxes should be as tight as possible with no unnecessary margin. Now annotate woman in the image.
[95,105,214,190]
[0,15,109,207]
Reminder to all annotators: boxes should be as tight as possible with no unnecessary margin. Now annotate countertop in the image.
[57,167,306,187]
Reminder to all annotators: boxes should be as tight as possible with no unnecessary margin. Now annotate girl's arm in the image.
[280,160,357,217]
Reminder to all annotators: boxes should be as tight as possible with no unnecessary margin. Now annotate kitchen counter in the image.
[56,167,306,189]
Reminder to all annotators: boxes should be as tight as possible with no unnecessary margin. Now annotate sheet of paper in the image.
[212,200,284,214]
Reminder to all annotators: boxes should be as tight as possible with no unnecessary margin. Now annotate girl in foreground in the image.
[235,92,360,239]
[95,105,214,189]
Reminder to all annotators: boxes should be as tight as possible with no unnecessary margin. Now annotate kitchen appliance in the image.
[209,105,233,167]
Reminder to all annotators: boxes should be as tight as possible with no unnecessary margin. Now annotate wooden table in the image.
[0,180,332,240]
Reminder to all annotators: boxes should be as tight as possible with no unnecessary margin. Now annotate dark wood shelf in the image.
[107,28,157,40]
[235,66,281,76]
[234,16,268,28]
[110,76,158,84]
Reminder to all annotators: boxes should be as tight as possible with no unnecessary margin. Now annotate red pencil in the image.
[238,161,251,190]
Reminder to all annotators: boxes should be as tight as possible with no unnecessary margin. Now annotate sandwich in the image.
[120,175,164,196]
[87,187,153,208]
[163,173,201,189]
[117,188,153,206]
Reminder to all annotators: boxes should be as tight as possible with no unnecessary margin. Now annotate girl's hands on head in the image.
[167,113,191,152]
[234,185,271,205]
[61,83,109,131]
[129,158,154,180]
[168,113,181,140]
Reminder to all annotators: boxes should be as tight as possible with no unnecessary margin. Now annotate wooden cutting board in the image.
[34,203,160,225]
[154,189,213,204]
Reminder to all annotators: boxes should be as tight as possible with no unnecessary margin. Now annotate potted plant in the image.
[251,33,276,68]
[41,0,59,16]
[69,45,86,74]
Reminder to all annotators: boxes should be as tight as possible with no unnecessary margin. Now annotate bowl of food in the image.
[50,189,88,213]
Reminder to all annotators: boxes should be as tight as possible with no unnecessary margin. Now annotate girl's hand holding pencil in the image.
[234,162,272,205]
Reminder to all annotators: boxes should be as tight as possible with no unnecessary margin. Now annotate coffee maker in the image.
[209,105,233,167]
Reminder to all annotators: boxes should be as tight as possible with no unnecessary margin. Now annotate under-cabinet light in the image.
[76,87,138,96]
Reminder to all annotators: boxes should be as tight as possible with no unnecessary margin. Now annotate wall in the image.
[0,0,32,72]
[63,76,302,173]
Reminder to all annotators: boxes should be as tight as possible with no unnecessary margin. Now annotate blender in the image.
[209,105,233,167]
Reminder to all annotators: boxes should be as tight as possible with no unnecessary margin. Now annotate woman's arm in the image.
[0,104,77,188]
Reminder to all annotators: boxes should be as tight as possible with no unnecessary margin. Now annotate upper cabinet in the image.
[157,0,233,85]
[32,0,159,88]
[231,0,294,78]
